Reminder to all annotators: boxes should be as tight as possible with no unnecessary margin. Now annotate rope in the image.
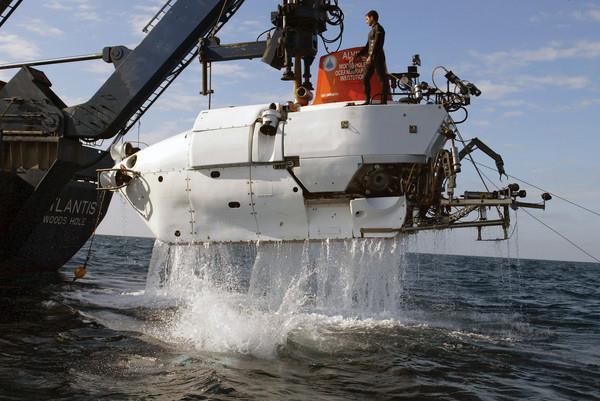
[210,0,228,39]
[73,190,108,281]
[521,208,600,264]
[475,161,600,219]
[478,163,600,264]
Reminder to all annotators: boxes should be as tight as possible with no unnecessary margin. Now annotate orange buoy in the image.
[74,266,87,280]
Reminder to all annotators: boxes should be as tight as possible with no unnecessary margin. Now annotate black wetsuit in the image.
[357,22,389,103]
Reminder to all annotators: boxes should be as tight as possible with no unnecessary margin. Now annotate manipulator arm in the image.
[458,137,506,179]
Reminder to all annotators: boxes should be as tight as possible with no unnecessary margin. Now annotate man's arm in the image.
[355,41,369,59]
[371,24,385,57]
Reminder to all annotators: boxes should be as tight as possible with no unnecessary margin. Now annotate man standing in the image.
[354,10,389,105]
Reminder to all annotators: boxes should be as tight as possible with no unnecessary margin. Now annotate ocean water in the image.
[1,235,599,400]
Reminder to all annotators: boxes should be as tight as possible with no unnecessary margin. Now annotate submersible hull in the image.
[107,101,450,243]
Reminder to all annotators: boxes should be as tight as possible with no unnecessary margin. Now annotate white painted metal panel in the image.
[187,167,256,241]
[124,170,193,242]
[293,156,362,192]
[350,196,407,238]
[251,121,284,163]
[131,131,189,172]
[250,165,308,240]
[189,126,250,168]
[284,103,448,160]
[192,104,266,131]
[306,204,353,239]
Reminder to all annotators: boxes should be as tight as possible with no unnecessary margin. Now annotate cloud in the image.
[478,74,589,100]
[530,5,600,24]
[529,11,553,24]
[0,70,15,82]
[73,0,101,21]
[60,94,87,107]
[133,118,196,145]
[498,99,527,107]
[218,19,265,42]
[43,0,102,22]
[17,18,64,37]
[555,98,600,112]
[82,62,115,75]
[470,41,600,69]
[210,62,252,79]
[0,34,40,61]
[573,5,600,22]
[44,1,69,10]
[471,119,492,128]
[130,2,163,37]
[577,98,600,107]
[518,74,589,89]
[502,111,524,118]
[154,87,207,112]
[477,80,519,100]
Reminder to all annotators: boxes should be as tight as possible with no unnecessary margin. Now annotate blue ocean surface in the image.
[0,235,598,400]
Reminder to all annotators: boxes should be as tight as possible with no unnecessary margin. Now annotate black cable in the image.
[521,208,600,264]
[451,106,468,124]
[474,161,600,219]
[256,27,275,42]
[431,66,448,91]
[320,1,344,54]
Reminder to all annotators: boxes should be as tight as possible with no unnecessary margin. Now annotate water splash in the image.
[144,238,409,357]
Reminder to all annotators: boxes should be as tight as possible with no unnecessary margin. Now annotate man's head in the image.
[365,10,379,26]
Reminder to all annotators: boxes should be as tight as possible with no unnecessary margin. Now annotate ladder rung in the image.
[0,0,23,29]
[142,0,175,33]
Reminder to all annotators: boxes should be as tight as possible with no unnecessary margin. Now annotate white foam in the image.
[143,238,409,357]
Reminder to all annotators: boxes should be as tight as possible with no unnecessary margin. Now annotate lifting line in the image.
[520,208,600,264]
[73,190,108,281]
[475,161,600,219]
[476,163,600,264]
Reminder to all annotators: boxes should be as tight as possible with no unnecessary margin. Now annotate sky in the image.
[1,0,599,262]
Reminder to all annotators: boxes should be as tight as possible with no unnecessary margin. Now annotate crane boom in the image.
[0,0,23,29]
[0,0,342,274]
[64,0,245,140]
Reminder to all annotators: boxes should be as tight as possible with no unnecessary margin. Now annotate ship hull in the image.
[0,172,112,276]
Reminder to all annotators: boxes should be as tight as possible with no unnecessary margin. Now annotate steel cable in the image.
[474,161,600,219]
[477,162,600,264]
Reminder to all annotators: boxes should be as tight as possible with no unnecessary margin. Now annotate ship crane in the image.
[0,0,340,274]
